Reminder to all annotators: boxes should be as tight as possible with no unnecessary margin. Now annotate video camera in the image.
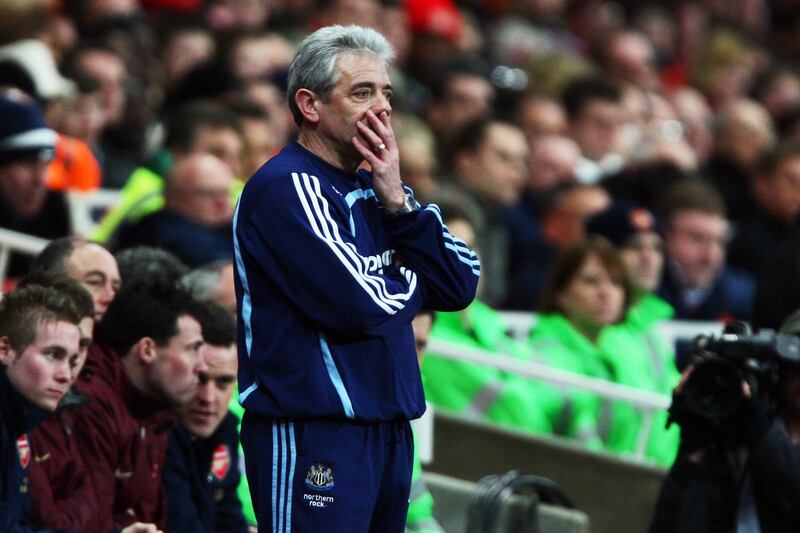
[681,322,800,423]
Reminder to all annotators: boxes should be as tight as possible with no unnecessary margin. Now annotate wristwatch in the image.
[386,193,421,216]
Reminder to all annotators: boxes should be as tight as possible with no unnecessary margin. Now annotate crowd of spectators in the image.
[3,0,800,531]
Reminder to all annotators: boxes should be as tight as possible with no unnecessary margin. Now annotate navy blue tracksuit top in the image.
[233,141,480,423]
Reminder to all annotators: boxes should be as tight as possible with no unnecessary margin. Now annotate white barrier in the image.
[67,188,121,237]
[499,310,723,348]
[427,337,671,459]
[0,228,50,293]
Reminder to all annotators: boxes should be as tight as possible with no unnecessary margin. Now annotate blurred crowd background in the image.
[2,0,800,329]
[3,1,800,530]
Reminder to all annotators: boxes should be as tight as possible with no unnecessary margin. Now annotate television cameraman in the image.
[650,310,800,532]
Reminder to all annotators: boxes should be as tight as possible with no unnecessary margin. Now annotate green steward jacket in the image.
[604,293,681,466]
[421,300,550,436]
[528,294,680,465]
[228,390,257,526]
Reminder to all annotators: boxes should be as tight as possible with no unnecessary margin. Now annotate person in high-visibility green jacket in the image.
[422,297,553,434]
[228,389,257,527]
[587,204,681,465]
[419,209,552,437]
[526,237,640,450]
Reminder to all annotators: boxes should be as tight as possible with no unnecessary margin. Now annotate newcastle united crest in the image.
[305,462,334,491]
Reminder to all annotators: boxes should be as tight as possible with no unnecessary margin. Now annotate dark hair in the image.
[225,95,270,121]
[115,246,189,288]
[192,300,236,347]
[415,308,436,325]
[164,100,242,153]
[29,236,88,277]
[0,285,81,354]
[452,116,493,155]
[756,140,800,178]
[540,236,633,317]
[656,178,727,225]
[94,281,202,356]
[561,76,622,120]
[168,60,244,107]
[18,273,95,320]
[430,55,492,101]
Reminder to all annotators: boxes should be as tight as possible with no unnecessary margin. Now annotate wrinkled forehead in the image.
[332,52,389,85]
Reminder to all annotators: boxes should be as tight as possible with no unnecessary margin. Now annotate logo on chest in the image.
[211,444,231,480]
[16,435,30,468]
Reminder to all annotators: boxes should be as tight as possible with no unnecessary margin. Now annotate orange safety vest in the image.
[46,134,101,192]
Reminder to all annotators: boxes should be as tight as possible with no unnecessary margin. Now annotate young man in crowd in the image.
[0,285,81,531]
[21,274,101,530]
[164,301,250,533]
[0,285,160,533]
[66,281,207,530]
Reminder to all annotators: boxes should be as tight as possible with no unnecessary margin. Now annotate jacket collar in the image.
[0,368,47,438]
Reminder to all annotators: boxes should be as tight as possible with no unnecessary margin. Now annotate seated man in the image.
[69,281,207,530]
[18,275,98,530]
[164,301,250,533]
[29,236,121,321]
[0,285,81,531]
[0,285,159,533]
[114,153,235,267]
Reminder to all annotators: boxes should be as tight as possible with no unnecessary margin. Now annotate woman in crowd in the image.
[528,236,636,450]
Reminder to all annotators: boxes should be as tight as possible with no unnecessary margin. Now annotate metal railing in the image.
[427,337,672,460]
[0,228,50,292]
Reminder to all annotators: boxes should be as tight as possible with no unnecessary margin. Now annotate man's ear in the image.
[295,89,320,125]
[0,336,16,366]
[135,337,158,366]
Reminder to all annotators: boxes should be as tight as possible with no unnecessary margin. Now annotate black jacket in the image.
[0,370,45,532]
[164,412,249,533]
[651,422,800,533]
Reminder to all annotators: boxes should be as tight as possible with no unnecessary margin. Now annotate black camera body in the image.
[681,322,800,423]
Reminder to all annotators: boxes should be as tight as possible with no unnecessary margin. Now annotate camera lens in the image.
[683,358,744,420]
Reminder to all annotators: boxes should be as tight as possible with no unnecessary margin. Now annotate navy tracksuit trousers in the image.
[241,412,414,533]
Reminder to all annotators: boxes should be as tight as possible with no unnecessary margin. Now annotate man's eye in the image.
[384,91,393,101]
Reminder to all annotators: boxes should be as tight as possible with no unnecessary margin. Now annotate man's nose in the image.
[197,381,214,404]
[195,353,208,375]
[374,94,391,116]
[55,361,71,383]
[101,282,116,303]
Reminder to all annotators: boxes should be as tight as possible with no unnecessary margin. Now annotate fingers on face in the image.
[352,136,380,165]
[356,119,383,148]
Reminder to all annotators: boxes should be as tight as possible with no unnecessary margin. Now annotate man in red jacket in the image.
[67,281,207,530]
